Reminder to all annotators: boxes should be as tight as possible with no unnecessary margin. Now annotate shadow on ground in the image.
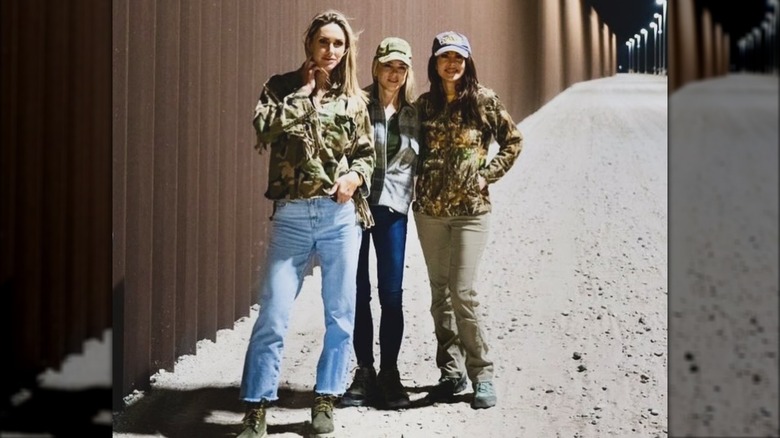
[113,386,314,437]
[112,384,456,436]
[1,387,112,437]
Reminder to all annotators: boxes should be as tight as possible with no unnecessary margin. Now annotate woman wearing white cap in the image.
[414,31,523,409]
[341,36,419,410]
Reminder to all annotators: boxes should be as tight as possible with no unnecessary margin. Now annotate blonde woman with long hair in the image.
[238,10,374,438]
[341,37,419,410]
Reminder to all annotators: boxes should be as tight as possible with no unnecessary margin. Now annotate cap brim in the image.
[377,53,412,65]
[434,46,470,58]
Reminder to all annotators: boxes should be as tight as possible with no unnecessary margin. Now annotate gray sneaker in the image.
[471,381,497,409]
[311,394,337,436]
[237,402,268,438]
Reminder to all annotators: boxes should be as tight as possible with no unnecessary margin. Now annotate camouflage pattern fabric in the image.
[253,71,375,227]
[413,85,523,217]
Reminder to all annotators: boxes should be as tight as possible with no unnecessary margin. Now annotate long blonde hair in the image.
[303,10,363,100]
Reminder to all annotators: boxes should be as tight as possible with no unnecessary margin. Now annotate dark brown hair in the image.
[426,54,482,125]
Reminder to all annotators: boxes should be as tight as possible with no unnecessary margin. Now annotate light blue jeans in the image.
[240,198,362,402]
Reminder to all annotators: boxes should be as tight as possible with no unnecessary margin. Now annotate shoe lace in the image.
[475,382,493,394]
[349,366,372,388]
[353,370,367,384]
[313,395,335,414]
[243,405,266,430]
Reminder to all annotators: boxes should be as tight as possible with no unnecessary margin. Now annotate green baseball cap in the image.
[375,37,412,66]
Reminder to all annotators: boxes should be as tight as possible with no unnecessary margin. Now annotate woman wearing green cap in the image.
[414,31,523,409]
[341,36,419,410]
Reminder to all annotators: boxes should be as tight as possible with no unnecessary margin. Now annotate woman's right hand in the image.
[299,59,329,97]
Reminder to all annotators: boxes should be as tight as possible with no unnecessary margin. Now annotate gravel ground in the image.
[668,73,778,437]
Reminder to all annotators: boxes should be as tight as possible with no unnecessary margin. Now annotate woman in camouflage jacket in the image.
[237,10,375,438]
[415,31,523,410]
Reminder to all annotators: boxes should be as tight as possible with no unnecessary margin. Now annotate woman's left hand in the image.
[328,171,362,203]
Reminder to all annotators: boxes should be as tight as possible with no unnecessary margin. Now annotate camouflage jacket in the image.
[413,85,523,217]
[253,71,375,227]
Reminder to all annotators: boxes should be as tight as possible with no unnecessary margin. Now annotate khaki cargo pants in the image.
[413,212,493,383]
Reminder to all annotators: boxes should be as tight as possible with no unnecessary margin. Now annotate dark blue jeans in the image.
[354,205,408,369]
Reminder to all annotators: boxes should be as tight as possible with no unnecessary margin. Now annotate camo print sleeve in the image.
[252,73,315,151]
[478,88,523,184]
[348,98,375,198]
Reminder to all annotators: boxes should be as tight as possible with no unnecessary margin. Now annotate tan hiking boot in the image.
[238,402,268,438]
[311,394,337,436]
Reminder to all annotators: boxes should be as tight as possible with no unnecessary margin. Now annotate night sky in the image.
[584,0,775,72]
[584,0,666,72]
[584,0,661,47]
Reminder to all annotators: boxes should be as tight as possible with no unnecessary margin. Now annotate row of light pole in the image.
[737,0,778,74]
[625,0,667,75]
